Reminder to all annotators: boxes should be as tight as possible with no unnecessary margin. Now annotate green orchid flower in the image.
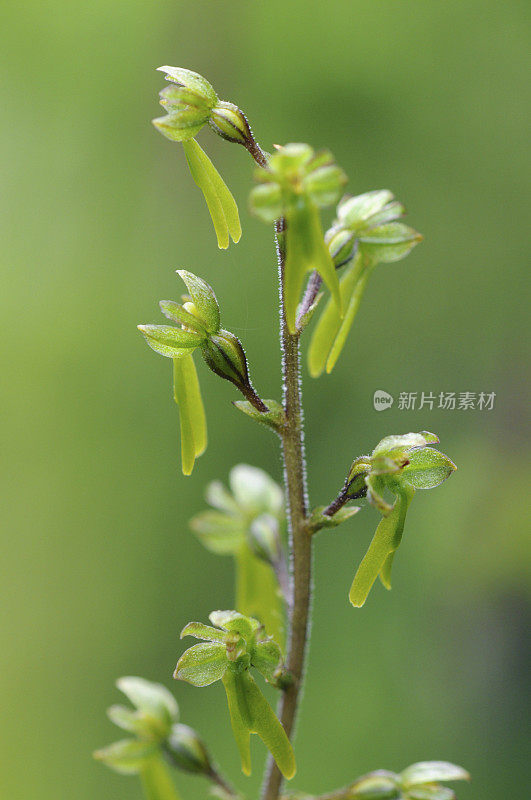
[175,611,296,779]
[153,67,241,249]
[94,676,216,799]
[138,271,263,475]
[308,189,423,377]
[250,143,347,333]
[346,432,456,607]
[344,760,469,799]
[190,464,287,648]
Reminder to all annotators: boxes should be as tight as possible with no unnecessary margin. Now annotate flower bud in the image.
[165,723,212,775]
[210,101,253,147]
[201,329,250,392]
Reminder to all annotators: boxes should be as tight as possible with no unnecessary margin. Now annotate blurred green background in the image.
[1,1,529,798]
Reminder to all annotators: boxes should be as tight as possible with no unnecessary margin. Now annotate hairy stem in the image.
[261,221,312,800]
[244,135,313,800]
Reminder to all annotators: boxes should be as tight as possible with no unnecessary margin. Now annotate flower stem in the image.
[260,221,312,800]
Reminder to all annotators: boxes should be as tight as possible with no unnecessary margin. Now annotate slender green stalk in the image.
[261,222,312,800]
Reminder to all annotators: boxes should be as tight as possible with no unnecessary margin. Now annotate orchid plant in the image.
[95,67,469,800]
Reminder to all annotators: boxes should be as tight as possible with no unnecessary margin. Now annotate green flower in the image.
[345,761,469,799]
[175,611,295,779]
[138,271,261,475]
[347,432,456,607]
[250,143,347,333]
[308,189,422,377]
[94,676,214,797]
[190,465,286,648]
[153,67,241,249]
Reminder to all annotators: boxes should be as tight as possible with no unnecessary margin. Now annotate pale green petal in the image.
[182,139,241,249]
[173,355,207,476]
[349,486,414,607]
[140,755,182,800]
[307,252,364,378]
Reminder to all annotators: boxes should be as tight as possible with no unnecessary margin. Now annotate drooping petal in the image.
[222,670,252,776]
[242,670,296,779]
[307,253,364,377]
[182,139,241,249]
[349,485,414,607]
[173,355,207,476]
[140,755,182,800]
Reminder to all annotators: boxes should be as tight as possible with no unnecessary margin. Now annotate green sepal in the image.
[349,770,400,799]
[204,479,241,513]
[209,609,260,642]
[176,270,220,334]
[230,464,284,516]
[182,138,241,249]
[233,399,286,432]
[173,355,207,476]
[138,325,203,359]
[116,677,179,725]
[268,142,314,173]
[406,788,455,800]
[401,447,457,489]
[152,112,208,143]
[372,432,433,457]
[303,164,347,208]
[361,200,406,231]
[359,222,422,264]
[189,510,245,554]
[93,739,159,775]
[400,762,470,788]
[349,486,414,607]
[180,621,228,643]
[157,66,217,108]
[337,190,396,230]
[249,183,283,223]
[173,641,228,686]
[158,301,208,335]
[250,638,283,683]
[140,755,182,800]
[284,195,341,334]
[107,705,168,741]
[159,84,212,114]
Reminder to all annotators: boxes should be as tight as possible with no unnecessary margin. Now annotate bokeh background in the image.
[2,1,529,798]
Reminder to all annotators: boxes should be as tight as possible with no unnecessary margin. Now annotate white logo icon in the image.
[373,390,394,411]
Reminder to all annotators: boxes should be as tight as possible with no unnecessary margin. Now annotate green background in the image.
[1,1,529,798]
